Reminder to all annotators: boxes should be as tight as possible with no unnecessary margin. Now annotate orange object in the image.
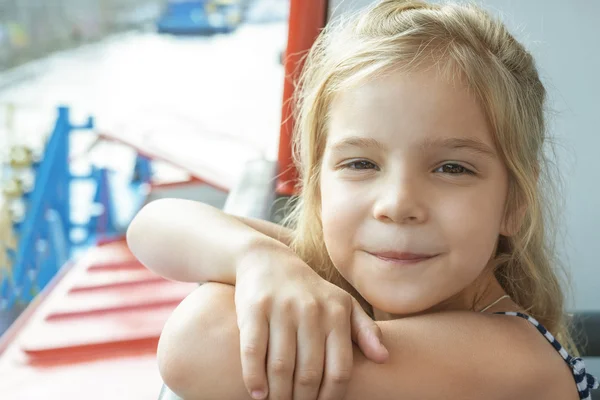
[0,239,197,399]
[277,0,328,195]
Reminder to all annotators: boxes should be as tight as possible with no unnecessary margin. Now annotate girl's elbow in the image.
[156,284,243,399]
[156,335,192,397]
[155,284,207,396]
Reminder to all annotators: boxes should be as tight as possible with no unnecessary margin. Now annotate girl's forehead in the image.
[330,67,472,115]
[326,68,493,149]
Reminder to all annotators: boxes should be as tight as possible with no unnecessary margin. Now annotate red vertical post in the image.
[277,0,328,196]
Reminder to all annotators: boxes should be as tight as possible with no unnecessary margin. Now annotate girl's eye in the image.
[435,163,475,175]
[342,160,379,170]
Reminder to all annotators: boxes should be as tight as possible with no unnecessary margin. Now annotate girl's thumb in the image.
[350,299,389,364]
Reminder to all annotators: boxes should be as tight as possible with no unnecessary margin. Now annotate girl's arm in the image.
[128,198,387,400]
[159,283,578,400]
[126,198,292,284]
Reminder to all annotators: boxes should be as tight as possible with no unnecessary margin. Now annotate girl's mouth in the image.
[369,251,438,265]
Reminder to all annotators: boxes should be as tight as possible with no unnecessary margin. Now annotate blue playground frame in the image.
[0,106,150,311]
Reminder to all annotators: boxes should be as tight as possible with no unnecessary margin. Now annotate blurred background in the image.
[0,0,162,70]
[0,4,290,396]
[0,0,288,167]
[0,0,597,399]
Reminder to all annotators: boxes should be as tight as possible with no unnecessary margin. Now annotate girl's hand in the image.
[234,244,389,400]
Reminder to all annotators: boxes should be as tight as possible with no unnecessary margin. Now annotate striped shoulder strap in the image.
[495,311,598,400]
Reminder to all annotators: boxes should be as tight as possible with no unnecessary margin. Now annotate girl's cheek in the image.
[321,182,361,262]
[439,197,504,264]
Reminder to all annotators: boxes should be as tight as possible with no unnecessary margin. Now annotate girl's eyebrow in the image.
[329,136,497,158]
[420,137,497,158]
[329,136,386,152]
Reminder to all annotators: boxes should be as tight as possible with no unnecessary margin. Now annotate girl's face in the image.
[320,68,511,316]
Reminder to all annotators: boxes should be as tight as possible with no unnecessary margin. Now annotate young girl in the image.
[128,1,598,399]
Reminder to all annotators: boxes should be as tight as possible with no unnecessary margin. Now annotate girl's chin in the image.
[363,296,435,318]
[359,285,458,317]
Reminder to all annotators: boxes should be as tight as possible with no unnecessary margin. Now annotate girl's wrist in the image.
[235,234,296,281]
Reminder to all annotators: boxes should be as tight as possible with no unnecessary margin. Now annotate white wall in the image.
[327,0,600,311]
[329,0,374,18]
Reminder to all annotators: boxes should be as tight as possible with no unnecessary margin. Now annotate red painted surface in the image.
[0,239,197,399]
[277,0,328,196]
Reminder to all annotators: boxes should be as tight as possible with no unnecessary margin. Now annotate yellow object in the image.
[9,145,34,169]
[0,202,16,279]
[2,179,24,199]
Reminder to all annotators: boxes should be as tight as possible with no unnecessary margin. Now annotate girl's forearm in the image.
[157,284,554,400]
[126,198,290,284]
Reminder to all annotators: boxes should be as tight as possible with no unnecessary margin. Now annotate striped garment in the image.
[495,311,599,400]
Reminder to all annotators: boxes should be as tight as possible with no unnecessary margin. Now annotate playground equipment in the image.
[0,101,270,398]
[0,106,147,311]
[0,107,169,399]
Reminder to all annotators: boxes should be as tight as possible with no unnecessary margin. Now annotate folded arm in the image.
[158,283,574,400]
[127,198,293,284]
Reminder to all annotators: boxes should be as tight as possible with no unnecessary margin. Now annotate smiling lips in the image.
[370,251,437,265]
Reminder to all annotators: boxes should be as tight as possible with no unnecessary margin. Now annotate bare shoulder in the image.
[352,311,580,400]
[485,312,579,400]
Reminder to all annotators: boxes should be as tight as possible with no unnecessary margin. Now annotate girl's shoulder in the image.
[491,311,598,400]
[370,309,578,399]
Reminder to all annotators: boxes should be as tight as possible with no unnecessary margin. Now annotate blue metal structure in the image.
[133,154,153,185]
[157,0,243,34]
[85,167,120,238]
[0,106,144,311]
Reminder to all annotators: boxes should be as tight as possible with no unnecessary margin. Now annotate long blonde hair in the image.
[283,0,576,352]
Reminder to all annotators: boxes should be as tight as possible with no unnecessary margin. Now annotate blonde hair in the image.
[283,0,576,352]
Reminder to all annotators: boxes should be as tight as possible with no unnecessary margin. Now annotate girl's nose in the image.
[372,176,428,224]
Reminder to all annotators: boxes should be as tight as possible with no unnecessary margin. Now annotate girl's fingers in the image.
[317,320,353,400]
[293,304,325,400]
[267,312,296,400]
[350,298,389,364]
[239,311,270,400]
